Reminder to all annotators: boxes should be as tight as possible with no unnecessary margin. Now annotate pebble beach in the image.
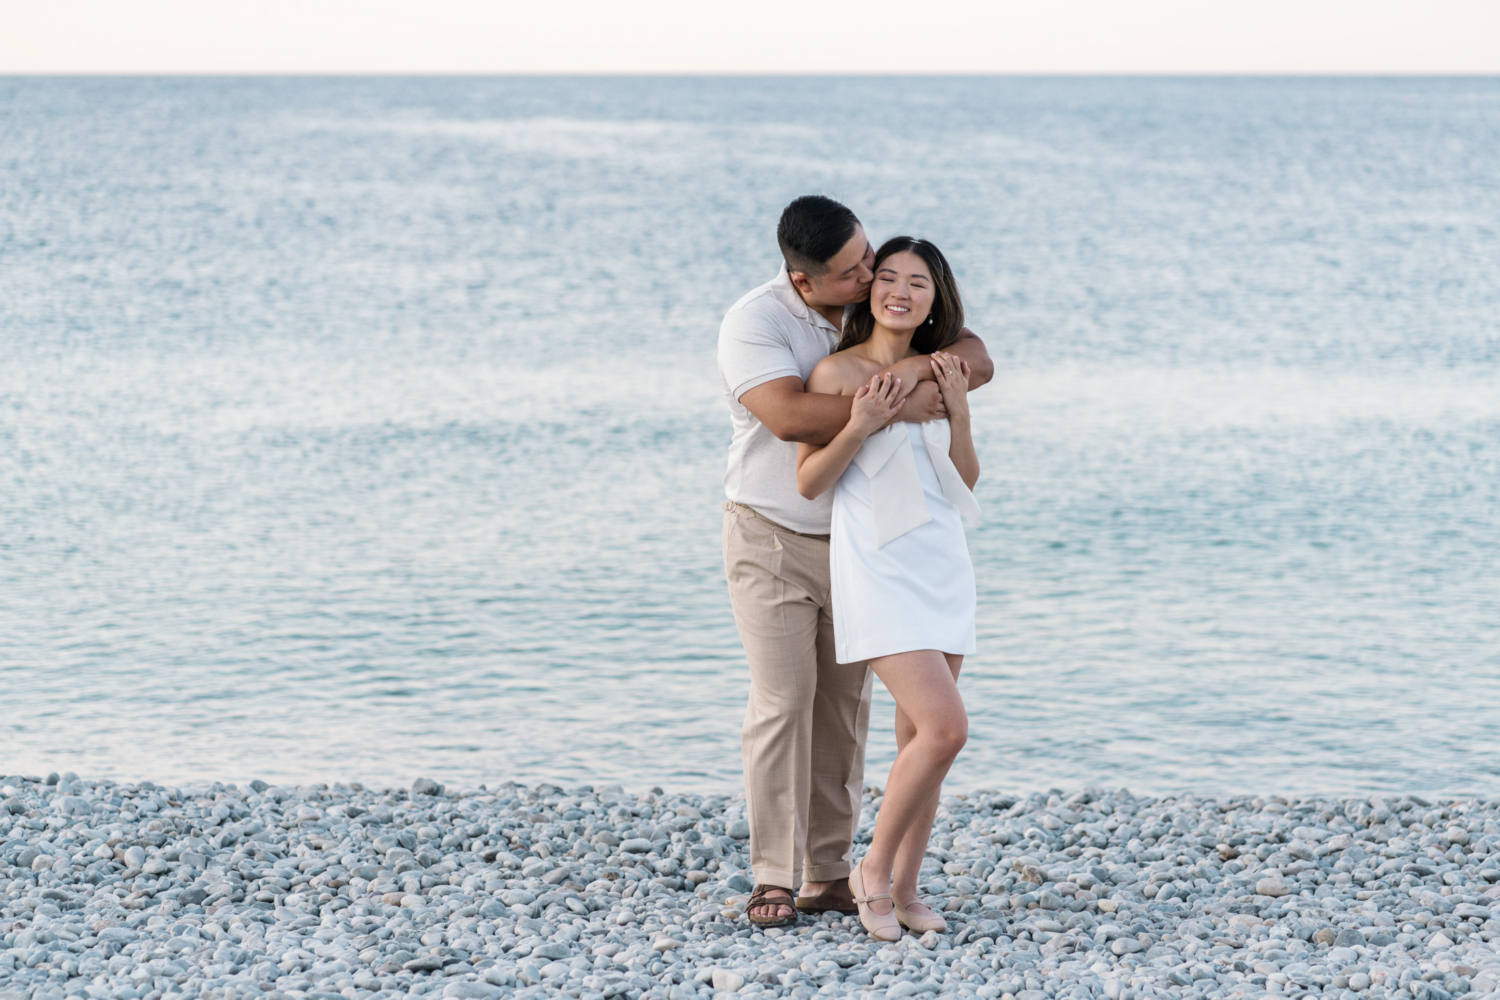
[3,775,1499,1000]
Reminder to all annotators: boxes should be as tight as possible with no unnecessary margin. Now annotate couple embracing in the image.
[717,195,994,941]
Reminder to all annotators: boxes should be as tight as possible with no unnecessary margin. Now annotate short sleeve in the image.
[718,298,802,402]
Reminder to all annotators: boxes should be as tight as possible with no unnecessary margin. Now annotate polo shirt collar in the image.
[772,262,841,335]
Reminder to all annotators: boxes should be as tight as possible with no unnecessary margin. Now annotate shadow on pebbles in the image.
[2,775,1499,1000]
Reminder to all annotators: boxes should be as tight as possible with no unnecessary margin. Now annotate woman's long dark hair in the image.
[839,237,964,354]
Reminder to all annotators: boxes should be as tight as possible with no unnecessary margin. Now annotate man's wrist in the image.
[888,355,932,382]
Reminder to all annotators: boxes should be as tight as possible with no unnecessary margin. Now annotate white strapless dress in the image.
[830,420,979,664]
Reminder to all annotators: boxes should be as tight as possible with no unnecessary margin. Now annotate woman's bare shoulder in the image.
[809,349,874,394]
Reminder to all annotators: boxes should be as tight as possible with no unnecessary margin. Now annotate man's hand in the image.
[898,380,948,423]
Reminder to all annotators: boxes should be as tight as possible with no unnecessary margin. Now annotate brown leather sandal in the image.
[795,877,859,914]
[746,883,798,927]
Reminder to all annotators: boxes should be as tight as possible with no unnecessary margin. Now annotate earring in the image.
[927,317,934,325]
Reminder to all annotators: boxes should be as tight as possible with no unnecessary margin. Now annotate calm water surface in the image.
[2,77,1499,796]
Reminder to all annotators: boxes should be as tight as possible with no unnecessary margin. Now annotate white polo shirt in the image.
[717,264,842,534]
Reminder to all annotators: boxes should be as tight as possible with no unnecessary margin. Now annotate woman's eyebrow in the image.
[876,266,930,281]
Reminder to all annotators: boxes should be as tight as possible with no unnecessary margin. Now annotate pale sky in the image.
[2,0,1497,74]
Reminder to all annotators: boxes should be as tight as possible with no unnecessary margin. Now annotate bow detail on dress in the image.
[851,422,981,548]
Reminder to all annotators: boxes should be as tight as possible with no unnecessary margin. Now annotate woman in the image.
[795,236,979,941]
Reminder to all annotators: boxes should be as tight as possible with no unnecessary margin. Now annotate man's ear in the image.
[788,271,814,296]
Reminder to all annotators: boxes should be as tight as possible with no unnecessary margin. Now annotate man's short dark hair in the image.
[777,196,859,277]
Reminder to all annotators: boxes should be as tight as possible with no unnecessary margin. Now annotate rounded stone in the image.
[711,969,745,992]
[1256,877,1290,897]
[724,873,754,893]
[443,983,503,1000]
[58,795,93,816]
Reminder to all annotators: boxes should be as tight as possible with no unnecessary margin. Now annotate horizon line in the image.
[5,70,1500,78]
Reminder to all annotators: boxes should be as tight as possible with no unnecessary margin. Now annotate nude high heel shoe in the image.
[894,898,948,934]
[849,859,901,942]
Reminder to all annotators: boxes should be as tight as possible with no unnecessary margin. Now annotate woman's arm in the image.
[797,371,905,500]
[931,352,980,490]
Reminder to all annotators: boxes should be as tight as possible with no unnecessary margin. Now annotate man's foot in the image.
[746,884,797,927]
[795,877,858,914]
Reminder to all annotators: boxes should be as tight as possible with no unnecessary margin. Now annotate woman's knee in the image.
[938,721,968,759]
[915,715,967,761]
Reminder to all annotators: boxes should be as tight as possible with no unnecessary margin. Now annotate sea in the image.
[2,76,1498,797]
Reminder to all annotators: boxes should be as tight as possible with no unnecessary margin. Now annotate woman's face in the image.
[869,250,935,333]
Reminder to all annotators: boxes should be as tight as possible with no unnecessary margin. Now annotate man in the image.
[717,195,994,925]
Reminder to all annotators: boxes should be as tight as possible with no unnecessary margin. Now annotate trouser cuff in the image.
[802,860,853,883]
[752,865,799,892]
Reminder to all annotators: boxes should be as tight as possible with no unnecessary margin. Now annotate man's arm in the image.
[880,328,995,391]
[740,377,949,446]
[738,376,852,446]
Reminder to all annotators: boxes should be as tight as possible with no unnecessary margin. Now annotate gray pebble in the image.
[1256,875,1290,896]
[444,982,505,1000]
[711,968,745,991]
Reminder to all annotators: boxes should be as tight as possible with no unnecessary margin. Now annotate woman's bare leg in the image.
[858,650,967,915]
[890,653,963,910]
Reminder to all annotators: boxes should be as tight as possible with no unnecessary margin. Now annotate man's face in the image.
[792,224,875,307]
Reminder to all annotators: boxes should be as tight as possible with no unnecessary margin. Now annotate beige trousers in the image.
[722,501,872,891]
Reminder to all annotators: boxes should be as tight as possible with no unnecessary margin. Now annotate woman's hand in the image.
[849,372,904,437]
[932,352,980,488]
[797,371,905,500]
[929,352,971,424]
